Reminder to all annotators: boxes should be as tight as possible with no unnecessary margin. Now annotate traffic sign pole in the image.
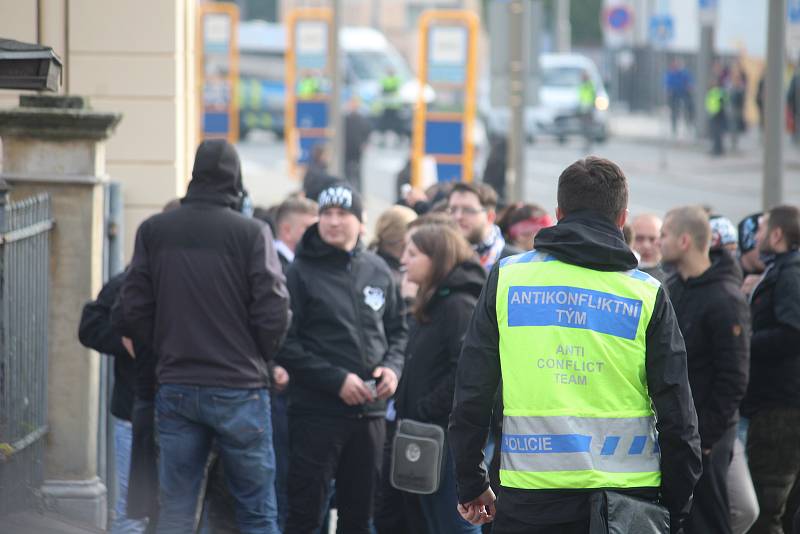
[764,0,786,209]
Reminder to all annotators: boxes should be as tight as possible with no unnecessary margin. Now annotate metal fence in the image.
[0,188,53,516]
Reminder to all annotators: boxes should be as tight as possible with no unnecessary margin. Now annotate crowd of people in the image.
[77,138,800,534]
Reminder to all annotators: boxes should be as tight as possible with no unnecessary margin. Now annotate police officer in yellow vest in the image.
[578,72,597,150]
[298,70,322,100]
[449,157,702,533]
[379,68,403,138]
[705,83,726,156]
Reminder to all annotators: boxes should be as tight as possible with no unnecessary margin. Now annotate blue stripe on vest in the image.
[600,436,620,456]
[501,434,592,454]
[625,269,661,288]
[499,250,555,268]
[507,285,643,340]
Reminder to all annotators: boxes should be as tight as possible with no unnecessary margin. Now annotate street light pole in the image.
[763,0,786,209]
[555,0,571,53]
[330,0,344,178]
[507,0,526,202]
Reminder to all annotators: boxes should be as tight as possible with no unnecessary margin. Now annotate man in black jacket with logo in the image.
[277,183,408,534]
[661,206,750,534]
[119,139,290,534]
[742,205,800,534]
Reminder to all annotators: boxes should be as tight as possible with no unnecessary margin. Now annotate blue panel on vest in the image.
[203,112,229,134]
[600,436,620,456]
[502,434,592,454]
[296,101,328,129]
[507,285,643,340]
[436,163,462,182]
[628,435,647,455]
[425,121,463,154]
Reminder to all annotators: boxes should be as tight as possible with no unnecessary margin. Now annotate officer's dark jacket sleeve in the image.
[120,222,155,346]
[700,293,749,448]
[380,277,407,379]
[751,265,800,360]
[645,287,703,522]
[248,224,291,362]
[276,264,349,395]
[448,264,501,504]
[79,272,128,357]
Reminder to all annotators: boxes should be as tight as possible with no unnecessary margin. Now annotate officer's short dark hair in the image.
[557,157,628,223]
[767,205,800,250]
[448,182,498,210]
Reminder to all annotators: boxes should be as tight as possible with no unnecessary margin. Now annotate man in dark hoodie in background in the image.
[742,205,800,534]
[277,182,407,534]
[661,206,750,534]
[119,139,291,534]
[449,157,701,533]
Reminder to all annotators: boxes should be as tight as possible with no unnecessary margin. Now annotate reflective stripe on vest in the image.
[496,250,661,490]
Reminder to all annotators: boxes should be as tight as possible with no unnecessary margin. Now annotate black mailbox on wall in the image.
[0,38,62,92]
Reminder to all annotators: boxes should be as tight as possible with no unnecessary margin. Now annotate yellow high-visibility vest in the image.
[495,250,662,491]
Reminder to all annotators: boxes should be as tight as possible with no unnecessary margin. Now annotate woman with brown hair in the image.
[394,224,486,533]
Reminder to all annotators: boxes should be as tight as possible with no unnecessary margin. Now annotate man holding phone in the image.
[277,183,408,534]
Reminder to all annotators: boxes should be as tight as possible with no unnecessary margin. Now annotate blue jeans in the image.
[111,418,148,534]
[155,385,279,534]
[419,450,482,534]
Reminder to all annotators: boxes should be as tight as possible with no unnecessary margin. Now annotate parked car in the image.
[481,53,610,144]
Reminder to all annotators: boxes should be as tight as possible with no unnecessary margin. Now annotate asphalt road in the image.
[238,125,800,229]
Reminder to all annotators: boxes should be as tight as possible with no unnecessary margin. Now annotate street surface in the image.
[239,114,800,229]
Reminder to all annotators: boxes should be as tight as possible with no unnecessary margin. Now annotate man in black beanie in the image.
[277,182,408,533]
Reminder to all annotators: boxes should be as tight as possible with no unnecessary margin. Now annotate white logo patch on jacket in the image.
[363,286,385,312]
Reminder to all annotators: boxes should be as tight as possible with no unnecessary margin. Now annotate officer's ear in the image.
[556,206,564,221]
[616,209,628,230]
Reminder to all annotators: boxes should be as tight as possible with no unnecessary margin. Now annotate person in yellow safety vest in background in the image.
[379,68,403,142]
[577,72,597,151]
[298,70,322,100]
[706,81,727,156]
[449,157,702,533]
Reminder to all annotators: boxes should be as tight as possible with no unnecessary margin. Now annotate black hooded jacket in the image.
[448,211,702,528]
[395,261,486,428]
[119,140,291,389]
[276,223,408,417]
[742,250,800,415]
[666,249,750,449]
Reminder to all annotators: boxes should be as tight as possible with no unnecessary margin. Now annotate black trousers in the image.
[747,408,800,534]
[285,414,385,534]
[685,425,736,534]
[128,397,159,524]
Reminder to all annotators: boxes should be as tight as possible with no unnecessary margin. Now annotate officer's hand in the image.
[373,367,398,400]
[339,373,373,406]
[457,487,496,525]
[272,365,290,393]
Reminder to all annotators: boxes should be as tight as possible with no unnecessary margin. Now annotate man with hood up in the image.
[119,139,291,534]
